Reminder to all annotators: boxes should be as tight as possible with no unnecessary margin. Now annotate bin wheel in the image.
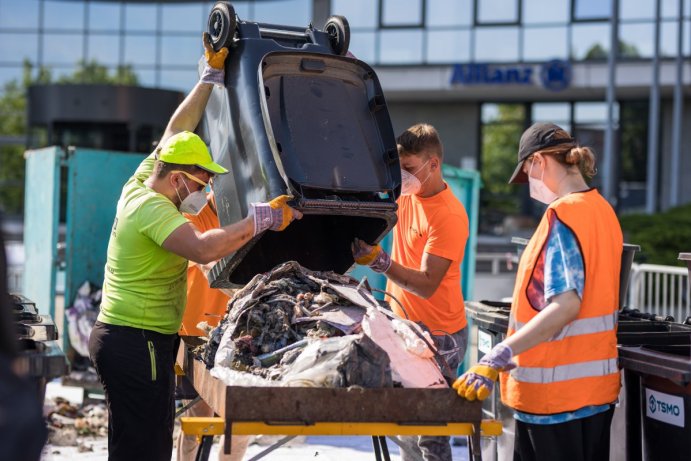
[323,15,350,56]
[208,2,237,52]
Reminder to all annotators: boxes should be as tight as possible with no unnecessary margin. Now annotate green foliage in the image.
[0,60,139,215]
[481,104,525,214]
[583,40,641,60]
[57,60,139,85]
[619,204,691,266]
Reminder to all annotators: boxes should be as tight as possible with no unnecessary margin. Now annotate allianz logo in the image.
[649,394,681,416]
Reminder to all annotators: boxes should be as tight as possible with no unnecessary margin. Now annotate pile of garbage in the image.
[198,261,449,389]
[46,397,108,448]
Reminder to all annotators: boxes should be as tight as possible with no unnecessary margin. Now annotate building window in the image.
[42,33,84,66]
[379,29,424,63]
[426,0,473,27]
[0,32,38,65]
[253,0,311,27]
[348,31,377,62]
[523,26,568,61]
[380,0,425,28]
[573,0,612,21]
[531,102,571,128]
[522,0,569,24]
[475,0,520,25]
[87,34,120,66]
[44,0,85,31]
[475,26,520,61]
[620,0,656,21]
[426,29,471,62]
[571,22,611,59]
[332,0,378,29]
[0,0,40,29]
[619,23,654,58]
[87,2,121,32]
[160,3,205,33]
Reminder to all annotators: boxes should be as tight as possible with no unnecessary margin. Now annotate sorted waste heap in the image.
[197,261,449,389]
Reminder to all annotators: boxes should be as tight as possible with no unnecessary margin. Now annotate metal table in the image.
[176,342,501,461]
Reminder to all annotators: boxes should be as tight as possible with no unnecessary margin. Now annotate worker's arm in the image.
[382,252,452,299]
[163,195,301,264]
[503,290,581,355]
[453,290,581,400]
[158,33,228,148]
[162,218,254,265]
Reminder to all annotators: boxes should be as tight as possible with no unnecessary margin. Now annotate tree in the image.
[0,60,139,215]
[480,104,526,227]
[583,40,641,60]
[58,60,139,85]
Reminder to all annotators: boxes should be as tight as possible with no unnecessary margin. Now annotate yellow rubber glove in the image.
[200,32,229,85]
[351,239,391,273]
[202,32,229,70]
[452,364,499,401]
[267,195,296,231]
[452,343,514,401]
[250,195,302,235]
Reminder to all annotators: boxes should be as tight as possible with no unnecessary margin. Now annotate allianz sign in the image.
[450,60,572,92]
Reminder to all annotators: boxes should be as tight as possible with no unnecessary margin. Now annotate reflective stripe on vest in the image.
[509,358,619,384]
[500,190,623,414]
[508,312,617,342]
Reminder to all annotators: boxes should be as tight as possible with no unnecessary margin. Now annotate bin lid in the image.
[618,345,691,387]
[679,253,691,261]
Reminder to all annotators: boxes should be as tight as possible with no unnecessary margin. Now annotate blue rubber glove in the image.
[351,238,392,273]
[453,343,515,401]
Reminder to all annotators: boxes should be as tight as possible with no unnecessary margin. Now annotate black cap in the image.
[508,122,575,184]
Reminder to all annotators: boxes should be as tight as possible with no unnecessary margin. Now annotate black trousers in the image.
[514,406,615,461]
[89,321,178,461]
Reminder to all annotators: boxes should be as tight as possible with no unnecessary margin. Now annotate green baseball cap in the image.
[157,131,228,174]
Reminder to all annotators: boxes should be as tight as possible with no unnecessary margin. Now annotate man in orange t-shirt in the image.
[353,123,469,461]
[176,192,249,461]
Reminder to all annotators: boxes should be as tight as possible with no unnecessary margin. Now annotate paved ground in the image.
[43,435,471,460]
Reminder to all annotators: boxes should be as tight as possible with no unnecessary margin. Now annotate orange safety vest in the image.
[500,189,623,414]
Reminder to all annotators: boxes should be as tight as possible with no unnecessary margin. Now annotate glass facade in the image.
[0,0,312,92]
[334,0,691,64]
[1,0,686,89]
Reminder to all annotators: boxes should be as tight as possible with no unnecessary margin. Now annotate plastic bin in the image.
[619,344,691,461]
[201,8,401,287]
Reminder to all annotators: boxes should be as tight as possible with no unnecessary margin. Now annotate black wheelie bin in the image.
[198,2,400,287]
[616,252,691,461]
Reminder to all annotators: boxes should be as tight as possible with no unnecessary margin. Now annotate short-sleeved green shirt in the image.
[98,153,190,334]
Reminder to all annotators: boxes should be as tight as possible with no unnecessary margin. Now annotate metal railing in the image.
[627,263,690,322]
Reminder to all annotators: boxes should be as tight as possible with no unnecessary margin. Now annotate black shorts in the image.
[514,406,615,461]
[89,321,178,461]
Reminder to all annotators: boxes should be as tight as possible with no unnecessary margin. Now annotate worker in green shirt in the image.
[88,34,301,461]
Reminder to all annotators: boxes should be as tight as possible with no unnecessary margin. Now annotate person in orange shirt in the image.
[176,191,250,461]
[352,123,469,461]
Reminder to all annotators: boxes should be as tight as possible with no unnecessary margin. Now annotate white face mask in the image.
[400,160,431,196]
[176,178,208,215]
[528,158,559,205]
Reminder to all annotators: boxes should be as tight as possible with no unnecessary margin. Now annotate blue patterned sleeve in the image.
[544,217,585,301]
